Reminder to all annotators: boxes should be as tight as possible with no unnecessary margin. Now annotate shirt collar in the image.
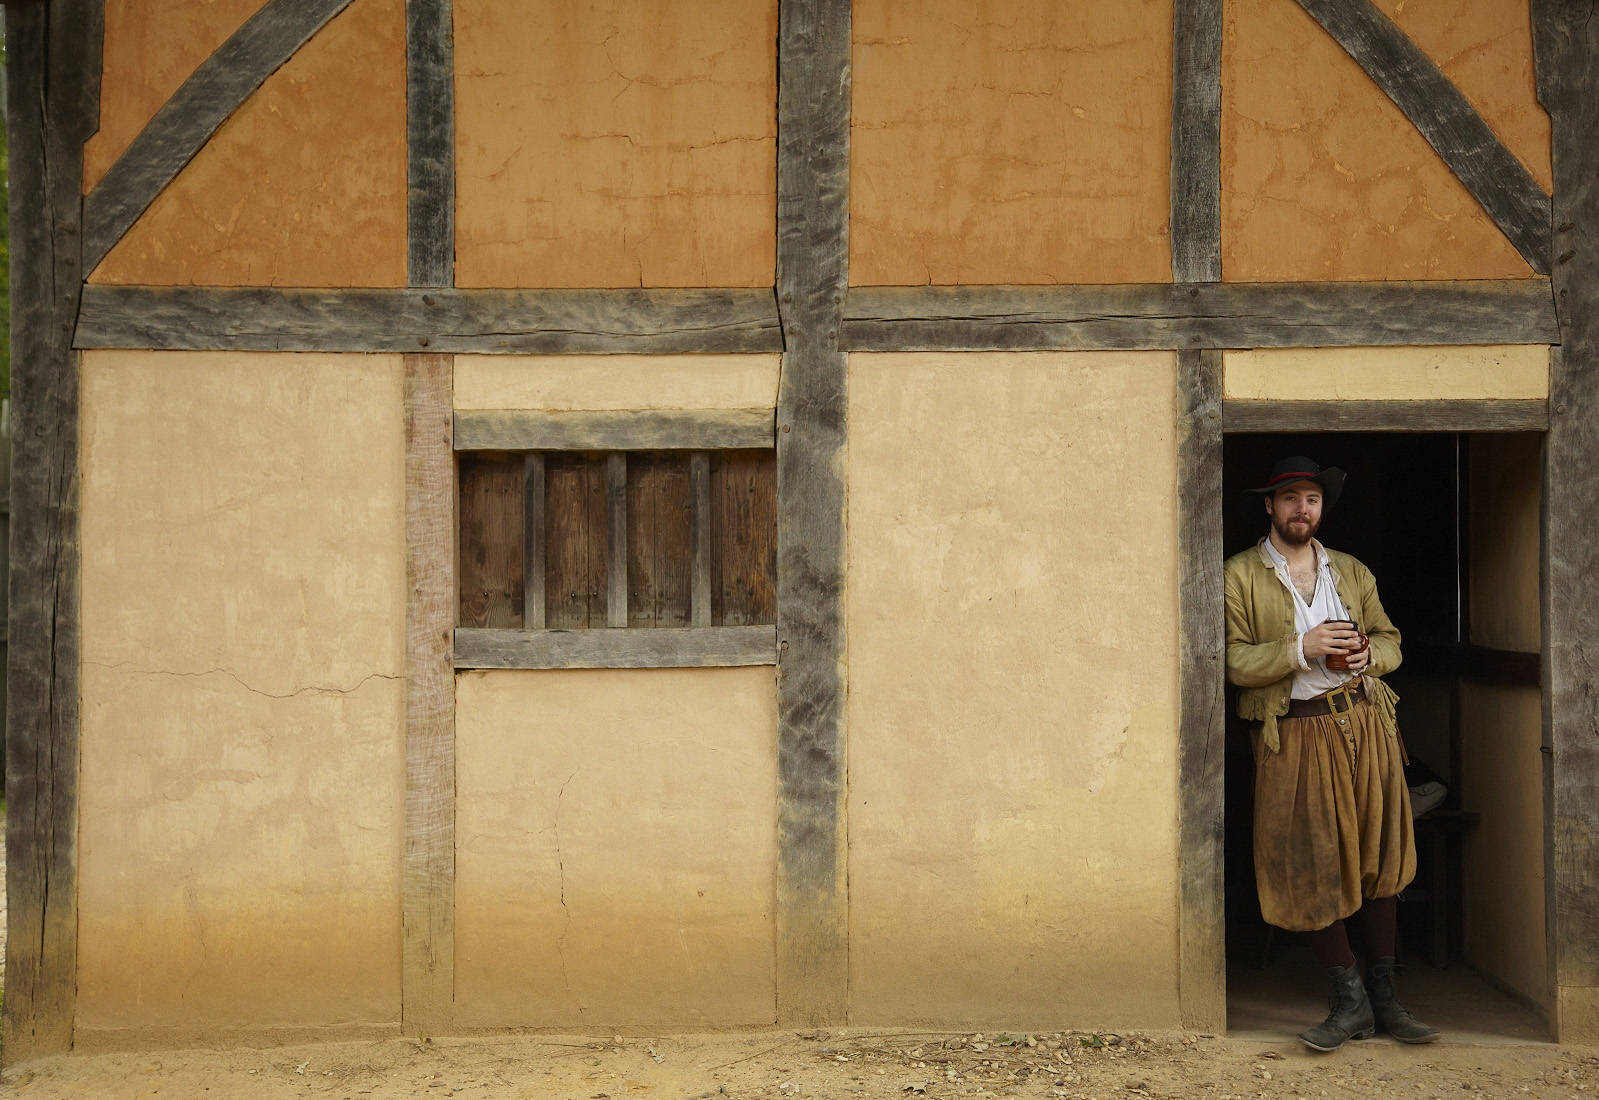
[1261,535,1330,571]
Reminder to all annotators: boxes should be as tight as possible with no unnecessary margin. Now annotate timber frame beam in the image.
[4,0,103,1065]
[1533,0,1599,1043]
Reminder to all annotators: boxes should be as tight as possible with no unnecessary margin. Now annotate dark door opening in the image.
[1221,431,1551,1041]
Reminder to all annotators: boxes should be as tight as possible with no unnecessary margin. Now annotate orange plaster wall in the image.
[86,0,271,192]
[1222,0,1546,282]
[88,0,406,288]
[454,0,777,289]
[850,0,1174,286]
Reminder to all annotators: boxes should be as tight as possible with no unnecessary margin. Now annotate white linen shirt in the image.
[1262,536,1357,700]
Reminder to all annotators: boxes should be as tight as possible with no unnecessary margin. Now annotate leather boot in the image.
[1368,957,1440,1044]
[1299,962,1376,1052]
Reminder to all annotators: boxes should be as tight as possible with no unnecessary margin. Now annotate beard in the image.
[1271,511,1320,547]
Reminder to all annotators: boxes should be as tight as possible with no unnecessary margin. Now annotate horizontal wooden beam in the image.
[82,0,354,274]
[1294,0,1552,274]
[73,286,786,354]
[1223,399,1548,433]
[843,280,1559,351]
[453,626,777,669]
[453,409,774,452]
[1462,644,1541,688]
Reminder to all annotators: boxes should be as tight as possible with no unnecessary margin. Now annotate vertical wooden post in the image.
[690,453,712,627]
[1171,0,1222,284]
[523,454,546,629]
[1533,0,1599,1043]
[1176,348,1226,1030]
[406,0,454,288]
[3,0,103,1064]
[402,354,456,1037]
[402,0,457,1038]
[775,0,851,1026]
[1170,0,1227,1031]
[606,453,628,628]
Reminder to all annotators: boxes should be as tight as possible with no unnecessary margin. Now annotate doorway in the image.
[1220,431,1552,1041]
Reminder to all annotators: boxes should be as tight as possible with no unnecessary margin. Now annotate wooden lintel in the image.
[81,0,353,274]
[1223,399,1549,433]
[843,280,1560,352]
[73,285,786,354]
[1294,0,1552,274]
[406,0,454,288]
[453,409,775,452]
[453,626,777,669]
[1177,348,1226,1030]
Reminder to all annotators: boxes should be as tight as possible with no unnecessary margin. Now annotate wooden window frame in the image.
[452,408,777,670]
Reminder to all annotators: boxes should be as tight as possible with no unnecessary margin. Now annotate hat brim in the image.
[1244,467,1345,512]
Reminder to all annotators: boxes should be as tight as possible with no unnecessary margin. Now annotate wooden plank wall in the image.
[459,452,777,633]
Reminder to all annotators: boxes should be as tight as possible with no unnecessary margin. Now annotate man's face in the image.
[1265,481,1323,547]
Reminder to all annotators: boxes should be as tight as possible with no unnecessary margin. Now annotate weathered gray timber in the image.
[402,354,455,1037]
[1294,0,1551,274]
[775,0,851,1027]
[453,626,777,669]
[74,285,786,354]
[406,0,454,287]
[1177,349,1226,1029]
[522,455,546,630]
[1223,399,1549,433]
[691,453,712,628]
[1534,0,1599,1040]
[606,454,628,629]
[843,280,1560,351]
[453,409,775,452]
[4,0,102,1064]
[81,0,352,274]
[1170,0,1222,283]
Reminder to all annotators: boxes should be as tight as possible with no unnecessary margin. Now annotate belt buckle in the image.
[1327,684,1354,715]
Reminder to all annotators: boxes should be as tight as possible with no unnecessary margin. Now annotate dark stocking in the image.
[1306,919,1357,970]
[1354,895,1398,960]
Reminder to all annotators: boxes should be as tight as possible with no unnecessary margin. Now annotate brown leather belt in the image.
[1284,680,1365,719]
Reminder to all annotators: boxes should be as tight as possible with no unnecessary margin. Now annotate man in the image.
[1224,456,1439,1051]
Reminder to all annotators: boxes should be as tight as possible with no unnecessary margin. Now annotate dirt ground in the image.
[2,1025,1596,1100]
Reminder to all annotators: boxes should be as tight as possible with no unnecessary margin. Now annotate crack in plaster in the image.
[82,660,401,700]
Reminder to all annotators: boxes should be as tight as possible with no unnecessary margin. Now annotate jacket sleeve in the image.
[1225,564,1298,688]
[1353,562,1402,677]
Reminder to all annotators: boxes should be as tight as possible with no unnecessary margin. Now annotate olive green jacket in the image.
[1223,538,1403,753]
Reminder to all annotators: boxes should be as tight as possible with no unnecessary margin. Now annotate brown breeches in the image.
[1252,699,1416,932]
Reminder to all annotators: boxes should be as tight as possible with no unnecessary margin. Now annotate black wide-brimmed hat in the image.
[1245,456,1346,511]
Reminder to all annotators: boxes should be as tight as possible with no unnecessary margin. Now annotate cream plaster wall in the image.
[453,355,781,411]
[453,0,776,288]
[850,0,1174,285]
[846,351,1182,1027]
[454,668,778,1028]
[77,350,406,1040]
[1223,346,1550,402]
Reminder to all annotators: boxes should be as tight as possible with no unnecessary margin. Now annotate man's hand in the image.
[1303,621,1362,659]
[1342,645,1370,672]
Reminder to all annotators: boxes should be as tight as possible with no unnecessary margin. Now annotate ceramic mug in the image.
[1323,619,1369,670]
